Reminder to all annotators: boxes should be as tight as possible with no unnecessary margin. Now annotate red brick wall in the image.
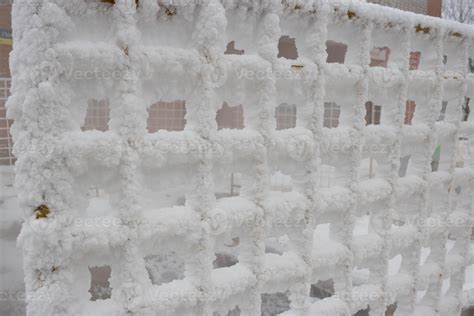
[0,4,11,78]
[427,0,442,18]
[0,77,12,165]
[0,3,12,165]
[368,0,442,17]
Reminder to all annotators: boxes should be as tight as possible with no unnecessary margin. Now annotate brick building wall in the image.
[369,0,428,15]
[0,3,12,165]
[0,4,11,78]
[368,0,442,17]
[0,77,12,165]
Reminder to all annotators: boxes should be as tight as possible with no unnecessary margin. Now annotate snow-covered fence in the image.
[6,0,474,315]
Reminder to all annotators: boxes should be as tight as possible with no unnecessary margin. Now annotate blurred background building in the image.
[368,0,442,16]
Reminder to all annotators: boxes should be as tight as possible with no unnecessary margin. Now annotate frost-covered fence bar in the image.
[6,0,474,315]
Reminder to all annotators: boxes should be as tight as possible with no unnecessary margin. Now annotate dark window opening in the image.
[213,251,238,268]
[261,293,290,316]
[89,265,111,301]
[225,41,245,55]
[145,252,184,286]
[323,102,341,128]
[310,279,334,299]
[275,103,296,130]
[326,40,347,64]
[354,307,370,316]
[216,103,244,130]
[278,36,298,60]
[365,101,381,125]
[463,97,470,121]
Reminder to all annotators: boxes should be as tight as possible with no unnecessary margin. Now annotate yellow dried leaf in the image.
[415,24,430,34]
[291,64,304,69]
[347,10,357,19]
[35,205,50,219]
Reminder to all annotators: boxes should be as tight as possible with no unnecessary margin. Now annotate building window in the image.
[82,99,110,132]
[147,101,186,132]
[275,103,296,130]
[405,100,416,125]
[216,103,244,130]
[323,102,341,128]
[365,101,382,125]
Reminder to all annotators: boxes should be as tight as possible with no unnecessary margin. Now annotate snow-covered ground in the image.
[0,166,25,316]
